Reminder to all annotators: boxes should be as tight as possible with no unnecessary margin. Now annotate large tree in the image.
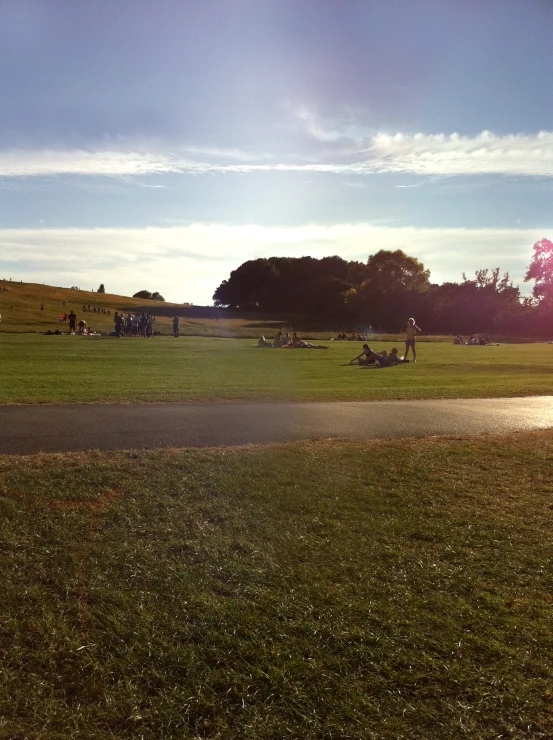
[525,238,553,302]
[348,250,430,330]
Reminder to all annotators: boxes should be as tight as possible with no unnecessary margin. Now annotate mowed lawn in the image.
[0,334,551,404]
[1,432,552,738]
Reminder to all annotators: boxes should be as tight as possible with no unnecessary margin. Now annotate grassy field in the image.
[1,431,552,738]
[0,333,551,405]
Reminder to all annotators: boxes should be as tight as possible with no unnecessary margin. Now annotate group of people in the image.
[454,334,493,345]
[258,331,328,349]
[59,310,92,335]
[349,318,421,367]
[82,305,111,315]
[335,332,368,342]
[53,308,158,338]
[350,345,409,367]
[114,312,157,338]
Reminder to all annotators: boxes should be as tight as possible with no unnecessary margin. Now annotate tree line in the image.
[213,239,553,336]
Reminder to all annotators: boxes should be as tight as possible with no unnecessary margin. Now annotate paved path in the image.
[1,396,553,455]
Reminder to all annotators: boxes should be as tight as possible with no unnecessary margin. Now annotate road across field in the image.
[1,396,553,455]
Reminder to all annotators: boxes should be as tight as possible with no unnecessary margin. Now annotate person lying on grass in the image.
[286,331,328,349]
[350,345,408,367]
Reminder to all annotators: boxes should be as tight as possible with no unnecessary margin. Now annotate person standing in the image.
[404,318,421,362]
[68,310,77,334]
[172,316,180,337]
[114,312,123,337]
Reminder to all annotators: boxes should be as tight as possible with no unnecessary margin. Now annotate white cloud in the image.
[0,224,548,304]
[369,131,553,177]
[1,129,553,178]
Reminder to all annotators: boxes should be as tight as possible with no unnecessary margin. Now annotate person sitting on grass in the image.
[273,330,283,347]
[286,331,328,349]
[350,344,376,365]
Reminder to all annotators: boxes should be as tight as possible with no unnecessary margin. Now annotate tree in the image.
[525,238,553,302]
[348,250,430,330]
[97,284,105,293]
[364,250,430,293]
[132,290,165,301]
[213,259,278,309]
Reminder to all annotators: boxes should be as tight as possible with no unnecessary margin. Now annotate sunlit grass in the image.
[0,333,551,404]
[1,432,552,738]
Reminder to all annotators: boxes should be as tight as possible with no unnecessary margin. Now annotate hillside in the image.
[0,279,183,335]
[0,279,308,338]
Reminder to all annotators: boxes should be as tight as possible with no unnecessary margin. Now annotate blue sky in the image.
[0,0,552,302]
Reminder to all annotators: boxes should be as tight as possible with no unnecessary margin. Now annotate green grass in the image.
[0,334,551,404]
[1,432,552,738]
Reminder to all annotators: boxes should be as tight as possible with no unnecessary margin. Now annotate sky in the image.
[0,0,552,304]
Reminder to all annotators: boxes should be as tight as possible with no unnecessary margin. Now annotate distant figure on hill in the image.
[404,318,421,362]
[40,303,44,311]
[172,316,180,337]
[68,310,77,333]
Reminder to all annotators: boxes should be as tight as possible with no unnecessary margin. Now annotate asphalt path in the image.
[1,396,553,455]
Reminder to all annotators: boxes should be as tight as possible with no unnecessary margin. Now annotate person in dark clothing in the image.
[172,316,180,337]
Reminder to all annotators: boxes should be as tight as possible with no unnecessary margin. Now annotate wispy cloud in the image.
[1,129,553,179]
[0,224,548,304]
[369,131,553,177]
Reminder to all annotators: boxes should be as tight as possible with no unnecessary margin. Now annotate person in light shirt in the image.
[404,318,421,362]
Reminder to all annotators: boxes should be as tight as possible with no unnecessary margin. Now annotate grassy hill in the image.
[0,279,290,338]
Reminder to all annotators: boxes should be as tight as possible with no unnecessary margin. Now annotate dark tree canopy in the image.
[212,243,553,336]
[133,290,166,302]
[97,283,105,293]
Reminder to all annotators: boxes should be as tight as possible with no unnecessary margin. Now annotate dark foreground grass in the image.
[0,334,552,404]
[1,432,552,738]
